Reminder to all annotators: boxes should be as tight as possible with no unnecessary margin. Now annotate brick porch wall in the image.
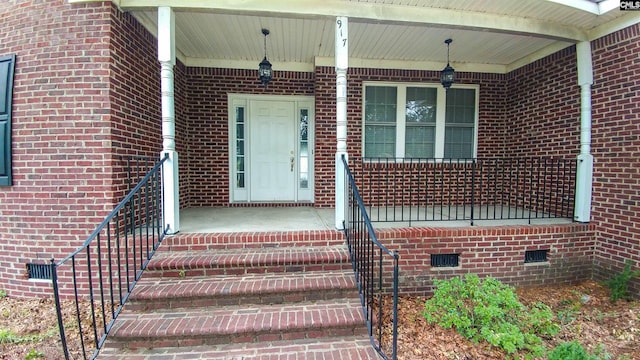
[590,25,640,294]
[377,223,595,294]
[506,47,581,158]
[492,24,640,294]
[109,5,163,200]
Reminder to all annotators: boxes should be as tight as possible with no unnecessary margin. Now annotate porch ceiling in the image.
[83,0,639,73]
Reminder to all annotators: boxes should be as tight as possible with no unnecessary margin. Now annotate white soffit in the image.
[70,0,638,73]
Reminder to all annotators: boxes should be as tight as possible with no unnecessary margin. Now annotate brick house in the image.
[1,0,639,303]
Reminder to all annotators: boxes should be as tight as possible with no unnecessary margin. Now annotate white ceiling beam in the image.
[588,11,640,40]
[183,56,508,74]
[92,0,588,41]
[505,42,574,73]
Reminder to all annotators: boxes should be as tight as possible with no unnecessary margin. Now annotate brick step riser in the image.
[126,288,360,312]
[160,233,346,253]
[105,325,368,350]
[98,336,378,360]
[143,262,354,278]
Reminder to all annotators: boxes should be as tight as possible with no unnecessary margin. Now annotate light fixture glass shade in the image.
[259,57,272,87]
[440,64,455,91]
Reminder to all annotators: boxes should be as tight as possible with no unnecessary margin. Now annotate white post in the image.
[574,41,593,223]
[335,17,349,230]
[158,7,180,234]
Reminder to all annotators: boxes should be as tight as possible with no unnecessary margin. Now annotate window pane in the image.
[406,87,436,124]
[299,109,309,188]
[444,127,473,158]
[235,106,245,188]
[365,86,397,123]
[236,140,244,155]
[365,86,397,157]
[300,109,308,141]
[405,87,436,158]
[446,88,475,124]
[405,126,435,158]
[365,124,396,157]
[236,123,244,138]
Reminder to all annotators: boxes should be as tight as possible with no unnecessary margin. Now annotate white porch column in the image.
[335,17,349,230]
[574,41,594,223]
[158,7,180,234]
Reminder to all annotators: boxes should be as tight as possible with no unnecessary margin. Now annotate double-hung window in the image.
[363,83,478,159]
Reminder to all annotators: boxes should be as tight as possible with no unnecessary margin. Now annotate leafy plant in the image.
[0,327,59,345]
[604,261,640,302]
[0,289,7,299]
[24,349,45,360]
[548,341,612,360]
[0,328,22,344]
[423,274,559,357]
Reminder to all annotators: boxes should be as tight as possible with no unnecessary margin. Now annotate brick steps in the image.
[127,271,357,310]
[107,298,367,349]
[99,237,378,359]
[98,335,378,359]
[144,246,352,278]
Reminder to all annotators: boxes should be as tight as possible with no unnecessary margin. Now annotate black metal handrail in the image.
[51,154,169,360]
[342,155,399,360]
[354,157,576,225]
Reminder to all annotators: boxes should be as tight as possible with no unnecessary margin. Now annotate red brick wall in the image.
[377,223,594,295]
[181,68,314,207]
[590,25,640,293]
[0,1,165,298]
[505,47,581,158]
[109,6,163,199]
[0,0,115,297]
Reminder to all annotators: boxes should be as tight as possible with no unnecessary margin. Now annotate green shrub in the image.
[548,341,612,360]
[604,261,640,302]
[423,274,559,357]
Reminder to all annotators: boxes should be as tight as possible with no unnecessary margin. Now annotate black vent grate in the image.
[431,254,459,267]
[524,250,549,263]
[27,263,52,280]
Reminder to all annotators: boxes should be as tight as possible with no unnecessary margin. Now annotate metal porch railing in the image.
[51,154,168,360]
[342,155,399,360]
[353,157,576,225]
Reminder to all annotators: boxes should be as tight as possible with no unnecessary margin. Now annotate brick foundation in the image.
[376,223,595,294]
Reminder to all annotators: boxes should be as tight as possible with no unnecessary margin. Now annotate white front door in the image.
[249,100,296,201]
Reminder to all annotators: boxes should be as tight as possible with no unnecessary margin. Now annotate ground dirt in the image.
[1,280,639,359]
[380,280,640,359]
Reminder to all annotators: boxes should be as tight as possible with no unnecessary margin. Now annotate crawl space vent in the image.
[430,254,460,267]
[27,263,52,280]
[524,250,549,263]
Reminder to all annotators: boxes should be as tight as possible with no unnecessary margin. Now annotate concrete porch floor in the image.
[178,206,573,233]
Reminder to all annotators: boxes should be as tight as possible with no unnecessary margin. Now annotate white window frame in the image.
[361,82,479,159]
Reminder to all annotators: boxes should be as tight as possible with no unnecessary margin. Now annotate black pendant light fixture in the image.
[440,38,455,91]
[258,28,272,88]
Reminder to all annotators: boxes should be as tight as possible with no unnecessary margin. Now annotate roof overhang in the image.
[70,0,640,73]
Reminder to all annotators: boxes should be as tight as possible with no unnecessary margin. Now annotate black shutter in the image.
[0,54,15,186]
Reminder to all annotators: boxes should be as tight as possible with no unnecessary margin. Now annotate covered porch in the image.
[178,206,573,233]
[90,0,637,234]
